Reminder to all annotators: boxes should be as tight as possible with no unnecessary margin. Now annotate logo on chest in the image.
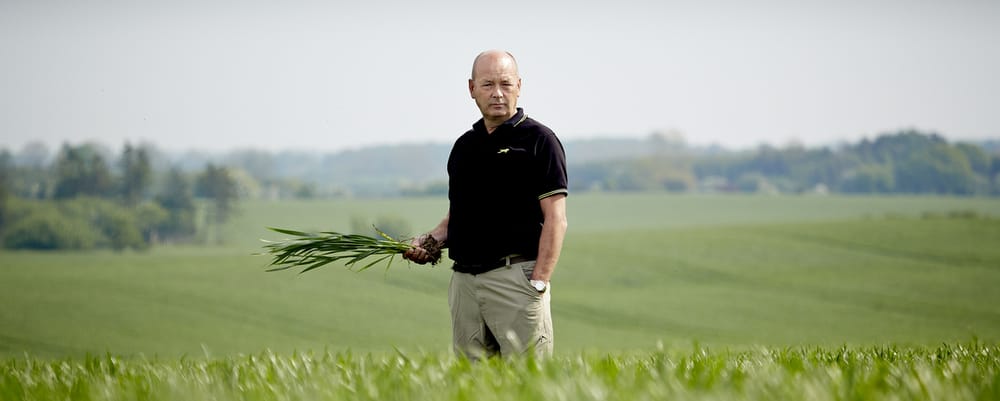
[497,147,526,155]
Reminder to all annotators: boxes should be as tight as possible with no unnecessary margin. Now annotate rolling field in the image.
[3,193,1000,400]
[2,193,999,357]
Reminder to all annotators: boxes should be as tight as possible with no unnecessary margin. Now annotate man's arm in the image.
[403,212,449,264]
[532,194,567,282]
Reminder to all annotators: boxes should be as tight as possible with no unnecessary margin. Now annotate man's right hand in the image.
[403,234,443,265]
[404,215,449,265]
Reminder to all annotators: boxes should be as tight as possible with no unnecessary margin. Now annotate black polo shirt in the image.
[447,108,568,273]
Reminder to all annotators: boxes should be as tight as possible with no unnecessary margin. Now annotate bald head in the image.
[471,50,519,80]
[468,50,522,130]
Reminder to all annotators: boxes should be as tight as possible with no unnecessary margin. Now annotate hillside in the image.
[2,194,999,357]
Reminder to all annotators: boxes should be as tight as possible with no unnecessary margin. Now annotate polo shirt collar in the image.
[473,108,527,134]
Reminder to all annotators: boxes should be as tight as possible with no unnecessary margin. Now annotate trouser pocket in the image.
[519,263,534,281]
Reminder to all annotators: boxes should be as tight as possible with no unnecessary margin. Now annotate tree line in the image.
[0,143,239,250]
[1,129,996,250]
[570,130,1000,196]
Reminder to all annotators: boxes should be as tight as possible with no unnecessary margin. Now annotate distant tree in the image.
[100,197,151,249]
[992,157,1000,195]
[8,165,50,199]
[3,207,99,250]
[4,144,52,199]
[52,144,113,199]
[894,144,976,195]
[135,202,168,244]
[838,164,895,193]
[155,168,197,240]
[3,197,150,251]
[52,145,82,199]
[954,142,992,176]
[860,130,948,165]
[157,169,195,211]
[782,147,857,192]
[749,145,791,176]
[0,150,11,233]
[119,143,152,207]
[195,164,239,224]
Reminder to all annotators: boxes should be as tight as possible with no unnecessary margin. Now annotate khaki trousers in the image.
[448,260,553,360]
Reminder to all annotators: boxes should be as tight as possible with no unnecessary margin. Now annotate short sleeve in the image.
[534,131,569,200]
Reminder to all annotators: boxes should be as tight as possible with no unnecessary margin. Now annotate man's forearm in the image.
[429,212,449,243]
[533,195,567,282]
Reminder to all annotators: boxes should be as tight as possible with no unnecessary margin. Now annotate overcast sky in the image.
[2,0,998,153]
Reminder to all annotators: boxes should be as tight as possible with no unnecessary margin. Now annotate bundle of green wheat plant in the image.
[261,227,443,273]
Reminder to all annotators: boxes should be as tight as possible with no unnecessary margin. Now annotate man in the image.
[404,50,568,360]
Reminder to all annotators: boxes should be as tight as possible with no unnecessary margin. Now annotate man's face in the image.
[469,56,521,123]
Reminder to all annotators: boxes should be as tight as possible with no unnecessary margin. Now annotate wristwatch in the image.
[529,280,548,293]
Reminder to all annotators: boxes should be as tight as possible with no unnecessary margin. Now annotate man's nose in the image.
[491,87,504,98]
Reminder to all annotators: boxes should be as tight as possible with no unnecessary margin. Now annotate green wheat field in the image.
[2,193,1000,400]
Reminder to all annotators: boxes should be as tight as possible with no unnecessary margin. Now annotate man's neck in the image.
[483,112,515,134]
[483,118,504,134]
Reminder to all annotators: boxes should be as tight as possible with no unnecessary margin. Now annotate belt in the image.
[458,255,534,273]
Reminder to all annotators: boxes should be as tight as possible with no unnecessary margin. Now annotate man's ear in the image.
[468,79,475,98]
